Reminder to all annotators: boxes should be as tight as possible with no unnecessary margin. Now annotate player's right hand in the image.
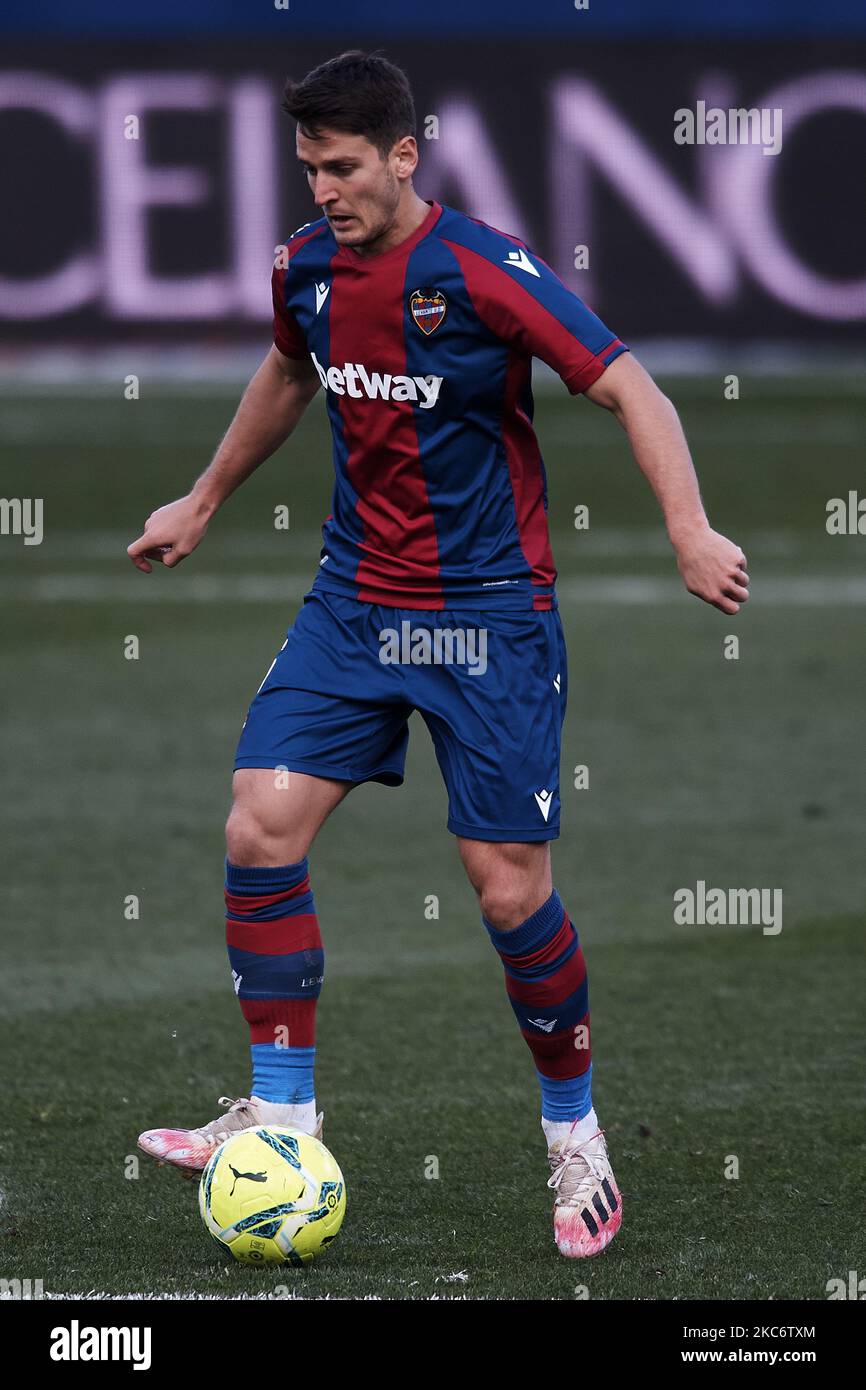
[127,494,212,573]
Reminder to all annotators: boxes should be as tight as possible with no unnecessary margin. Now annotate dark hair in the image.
[282,50,416,158]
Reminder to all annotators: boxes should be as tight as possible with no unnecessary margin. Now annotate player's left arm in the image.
[450,232,748,614]
[584,354,749,615]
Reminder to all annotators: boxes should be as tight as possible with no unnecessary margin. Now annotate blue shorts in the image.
[234,591,568,842]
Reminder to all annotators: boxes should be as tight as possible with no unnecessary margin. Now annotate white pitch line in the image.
[560,576,866,604]
[3,574,866,605]
[34,1291,308,1302]
[32,1284,467,1295]
[4,527,805,560]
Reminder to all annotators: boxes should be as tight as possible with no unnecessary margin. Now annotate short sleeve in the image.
[444,237,628,394]
[271,263,311,361]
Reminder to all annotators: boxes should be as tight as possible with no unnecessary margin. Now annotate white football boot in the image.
[547,1126,622,1257]
[138,1096,324,1177]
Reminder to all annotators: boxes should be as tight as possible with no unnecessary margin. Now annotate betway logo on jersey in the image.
[310,352,443,410]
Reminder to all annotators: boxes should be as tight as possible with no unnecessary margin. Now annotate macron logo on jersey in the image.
[504,247,540,278]
[310,351,443,410]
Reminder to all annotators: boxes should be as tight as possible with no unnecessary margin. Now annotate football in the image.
[199,1126,346,1265]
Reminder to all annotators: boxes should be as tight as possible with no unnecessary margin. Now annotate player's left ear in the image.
[391,135,418,182]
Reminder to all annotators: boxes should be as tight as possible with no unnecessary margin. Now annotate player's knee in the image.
[225,800,305,866]
[464,841,551,930]
[225,803,261,864]
[478,881,545,932]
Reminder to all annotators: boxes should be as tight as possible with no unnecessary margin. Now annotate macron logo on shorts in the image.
[310,351,443,410]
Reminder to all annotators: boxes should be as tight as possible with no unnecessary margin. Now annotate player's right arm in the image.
[127,346,320,572]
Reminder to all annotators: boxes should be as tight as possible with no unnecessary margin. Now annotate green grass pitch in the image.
[1,374,864,1299]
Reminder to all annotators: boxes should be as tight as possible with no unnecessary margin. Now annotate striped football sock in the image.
[484,888,593,1124]
[224,858,323,1106]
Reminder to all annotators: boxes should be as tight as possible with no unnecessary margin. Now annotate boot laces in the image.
[190,1096,255,1145]
[547,1128,608,1204]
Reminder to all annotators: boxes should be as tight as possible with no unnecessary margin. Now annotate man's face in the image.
[296,127,404,249]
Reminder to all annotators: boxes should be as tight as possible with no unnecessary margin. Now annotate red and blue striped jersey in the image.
[272,200,628,610]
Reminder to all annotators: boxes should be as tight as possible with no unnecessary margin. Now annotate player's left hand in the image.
[674,527,749,615]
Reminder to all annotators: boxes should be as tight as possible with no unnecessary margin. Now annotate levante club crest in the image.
[409,287,447,335]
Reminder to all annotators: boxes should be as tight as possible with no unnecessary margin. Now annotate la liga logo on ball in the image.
[409,287,447,335]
